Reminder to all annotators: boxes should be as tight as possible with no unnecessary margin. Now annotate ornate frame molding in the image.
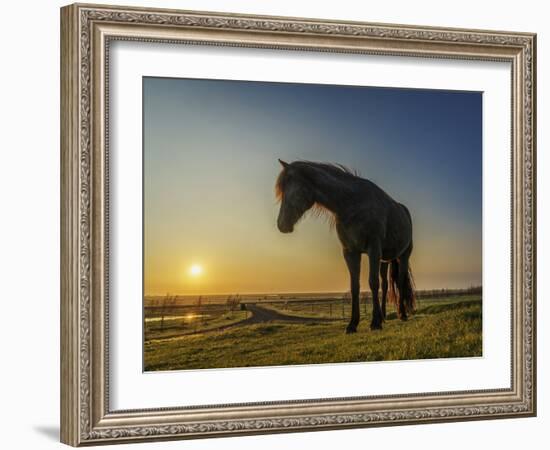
[61,3,536,446]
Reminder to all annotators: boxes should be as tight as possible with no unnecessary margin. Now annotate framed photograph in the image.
[60,3,537,446]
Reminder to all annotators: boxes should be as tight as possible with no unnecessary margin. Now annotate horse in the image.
[275,159,415,333]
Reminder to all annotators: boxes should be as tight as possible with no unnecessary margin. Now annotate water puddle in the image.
[145,314,209,323]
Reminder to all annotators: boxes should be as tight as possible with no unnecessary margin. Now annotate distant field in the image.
[144,305,249,341]
[144,294,482,371]
[262,294,480,320]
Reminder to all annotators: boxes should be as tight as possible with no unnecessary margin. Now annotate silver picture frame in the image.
[61,3,536,446]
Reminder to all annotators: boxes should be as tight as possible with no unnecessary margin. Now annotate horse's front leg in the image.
[369,245,383,330]
[343,249,361,334]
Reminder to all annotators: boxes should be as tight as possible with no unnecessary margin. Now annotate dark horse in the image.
[275,160,415,333]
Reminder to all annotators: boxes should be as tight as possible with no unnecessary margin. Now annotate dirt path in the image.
[147,304,338,342]
[240,304,337,325]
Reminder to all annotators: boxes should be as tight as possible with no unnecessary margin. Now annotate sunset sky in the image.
[143,77,482,295]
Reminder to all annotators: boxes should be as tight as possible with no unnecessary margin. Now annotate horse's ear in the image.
[278,159,289,169]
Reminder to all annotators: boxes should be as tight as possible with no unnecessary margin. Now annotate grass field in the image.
[144,294,482,371]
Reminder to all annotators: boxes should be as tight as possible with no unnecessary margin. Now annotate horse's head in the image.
[275,159,315,233]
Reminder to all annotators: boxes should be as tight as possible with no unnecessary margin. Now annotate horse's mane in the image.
[300,161,359,177]
[275,160,359,201]
[275,161,362,227]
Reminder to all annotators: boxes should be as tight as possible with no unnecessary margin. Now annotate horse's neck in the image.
[309,173,352,217]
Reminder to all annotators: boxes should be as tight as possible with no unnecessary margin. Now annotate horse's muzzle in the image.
[277,220,294,234]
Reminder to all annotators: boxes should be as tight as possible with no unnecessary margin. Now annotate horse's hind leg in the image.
[397,260,408,321]
[397,245,413,321]
[368,245,383,330]
[380,262,389,320]
[343,250,361,334]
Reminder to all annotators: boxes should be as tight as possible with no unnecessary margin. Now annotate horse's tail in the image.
[388,259,416,318]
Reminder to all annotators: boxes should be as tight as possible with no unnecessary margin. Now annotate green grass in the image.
[144,296,482,371]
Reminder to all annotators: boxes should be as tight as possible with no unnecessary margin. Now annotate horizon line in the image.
[144,285,482,298]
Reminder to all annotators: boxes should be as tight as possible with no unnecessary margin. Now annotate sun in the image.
[189,264,203,277]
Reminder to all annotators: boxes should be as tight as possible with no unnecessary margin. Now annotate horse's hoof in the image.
[370,321,383,331]
[400,315,408,322]
[346,325,357,334]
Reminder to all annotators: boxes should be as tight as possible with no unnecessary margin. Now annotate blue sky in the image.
[143,77,482,295]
